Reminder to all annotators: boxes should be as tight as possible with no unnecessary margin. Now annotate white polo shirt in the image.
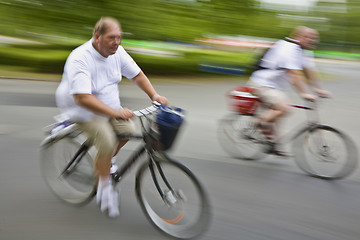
[250,39,315,90]
[56,39,141,122]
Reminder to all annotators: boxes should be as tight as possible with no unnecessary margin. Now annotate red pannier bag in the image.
[227,86,260,115]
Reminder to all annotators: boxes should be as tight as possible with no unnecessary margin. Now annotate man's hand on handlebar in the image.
[314,88,332,98]
[301,88,332,102]
[152,95,169,106]
[115,108,134,120]
[301,93,317,102]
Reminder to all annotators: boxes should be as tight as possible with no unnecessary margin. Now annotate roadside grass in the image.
[0,64,249,84]
[0,38,356,83]
[0,65,62,81]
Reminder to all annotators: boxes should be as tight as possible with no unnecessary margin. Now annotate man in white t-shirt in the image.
[55,17,168,217]
[248,26,331,156]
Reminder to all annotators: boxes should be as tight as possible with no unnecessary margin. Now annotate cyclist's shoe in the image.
[257,122,274,140]
[268,149,293,157]
[96,178,120,218]
[110,164,118,174]
[110,157,118,174]
[266,143,293,158]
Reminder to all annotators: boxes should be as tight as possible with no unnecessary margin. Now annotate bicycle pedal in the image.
[177,190,187,202]
[110,164,118,174]
[164,190,177,205]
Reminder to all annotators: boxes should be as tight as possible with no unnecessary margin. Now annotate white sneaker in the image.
[110,165,118,174]
[108,189,120,218]
[110,157,119,174]
[96,178,120,218]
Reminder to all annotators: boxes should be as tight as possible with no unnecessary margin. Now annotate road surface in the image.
[0,60,360,240]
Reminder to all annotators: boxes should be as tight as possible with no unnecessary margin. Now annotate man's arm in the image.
[74,94,133,119]
[287,69,317,101]
[302,66,318,85]
[131,71,168,105]
[303,66,331,97]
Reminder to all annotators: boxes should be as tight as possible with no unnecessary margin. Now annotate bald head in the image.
[93,17,121,37]
[290,26,319,50]
[92,17,122,58]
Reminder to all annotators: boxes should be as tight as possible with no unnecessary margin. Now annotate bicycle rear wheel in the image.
[136,153,210,239]
[292,125,358,179]
[218,113,266,160]
[40,134,97,205]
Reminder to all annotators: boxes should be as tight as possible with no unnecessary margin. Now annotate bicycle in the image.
[218,86,358,180]
[40,102,210,239]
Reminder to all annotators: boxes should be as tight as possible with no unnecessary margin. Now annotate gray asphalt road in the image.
[1,60,360,240]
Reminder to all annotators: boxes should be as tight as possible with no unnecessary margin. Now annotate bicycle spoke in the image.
[61,145,89,177]
[293,125,358,179]
[218,113,266,160]
[41,135,96,205]
[136,158,210,239]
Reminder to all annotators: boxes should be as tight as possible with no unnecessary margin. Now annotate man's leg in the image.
[262,104,292,156]
[77,120,120,217]
[258,102,288,123]
[254,87,292,156]
[113,140,128,156]
[259,107,288,141]
[109,117,135,167]
[256,86,291,137]
[95,154,112,179]
[110,140,128,174]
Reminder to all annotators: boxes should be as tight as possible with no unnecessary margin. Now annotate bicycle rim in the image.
[136,155,210,239]
[218,113,266,160]
[293,125,358,179]
[40,134,97,205]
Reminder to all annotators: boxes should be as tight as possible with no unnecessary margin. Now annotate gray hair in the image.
[93,17,121,36]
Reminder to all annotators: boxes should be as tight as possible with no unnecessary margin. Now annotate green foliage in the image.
[0,0,359,76]
[0,41,256,75]
[0,45,69,73]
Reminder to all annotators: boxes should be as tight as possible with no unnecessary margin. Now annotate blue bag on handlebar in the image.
[155,105,184,150]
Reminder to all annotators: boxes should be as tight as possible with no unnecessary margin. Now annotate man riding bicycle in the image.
[248,26,331,156]
[55,17,168,217]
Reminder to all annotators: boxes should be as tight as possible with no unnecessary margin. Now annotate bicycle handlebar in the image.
[133,101,161,117]
[292,93,331,110]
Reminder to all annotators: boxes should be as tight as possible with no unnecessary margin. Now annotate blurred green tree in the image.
[0,0,359,46]
[0,0,359,75]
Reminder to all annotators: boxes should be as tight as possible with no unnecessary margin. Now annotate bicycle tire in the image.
[292,125,358,179]
[217,113,267,160]
[40,134,97,205]
[135,153,210,239]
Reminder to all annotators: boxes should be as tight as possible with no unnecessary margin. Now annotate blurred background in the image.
[0,0,359,78]
[1,2,360,240]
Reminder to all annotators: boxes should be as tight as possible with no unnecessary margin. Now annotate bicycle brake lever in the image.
[152,101,161,107]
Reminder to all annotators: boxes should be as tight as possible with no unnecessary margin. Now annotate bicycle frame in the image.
[52,130,146,183]
[41,104,210,239]
[257,100,324,145]
[111,144,146,182]
[112,113,175,201]
[61,143,90,177]
[54,107,174,201]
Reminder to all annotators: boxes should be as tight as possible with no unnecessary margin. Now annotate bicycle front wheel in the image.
[136,154,210,239]
[293,125,358,179]
[218,113,266,160]
[40,134,97,205]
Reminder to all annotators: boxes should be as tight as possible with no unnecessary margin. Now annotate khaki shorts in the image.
[76,118,135,155]
[247,81,290,110]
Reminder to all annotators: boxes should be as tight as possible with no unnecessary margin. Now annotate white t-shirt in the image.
[56,39,141,122]
[250,39,314,90]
